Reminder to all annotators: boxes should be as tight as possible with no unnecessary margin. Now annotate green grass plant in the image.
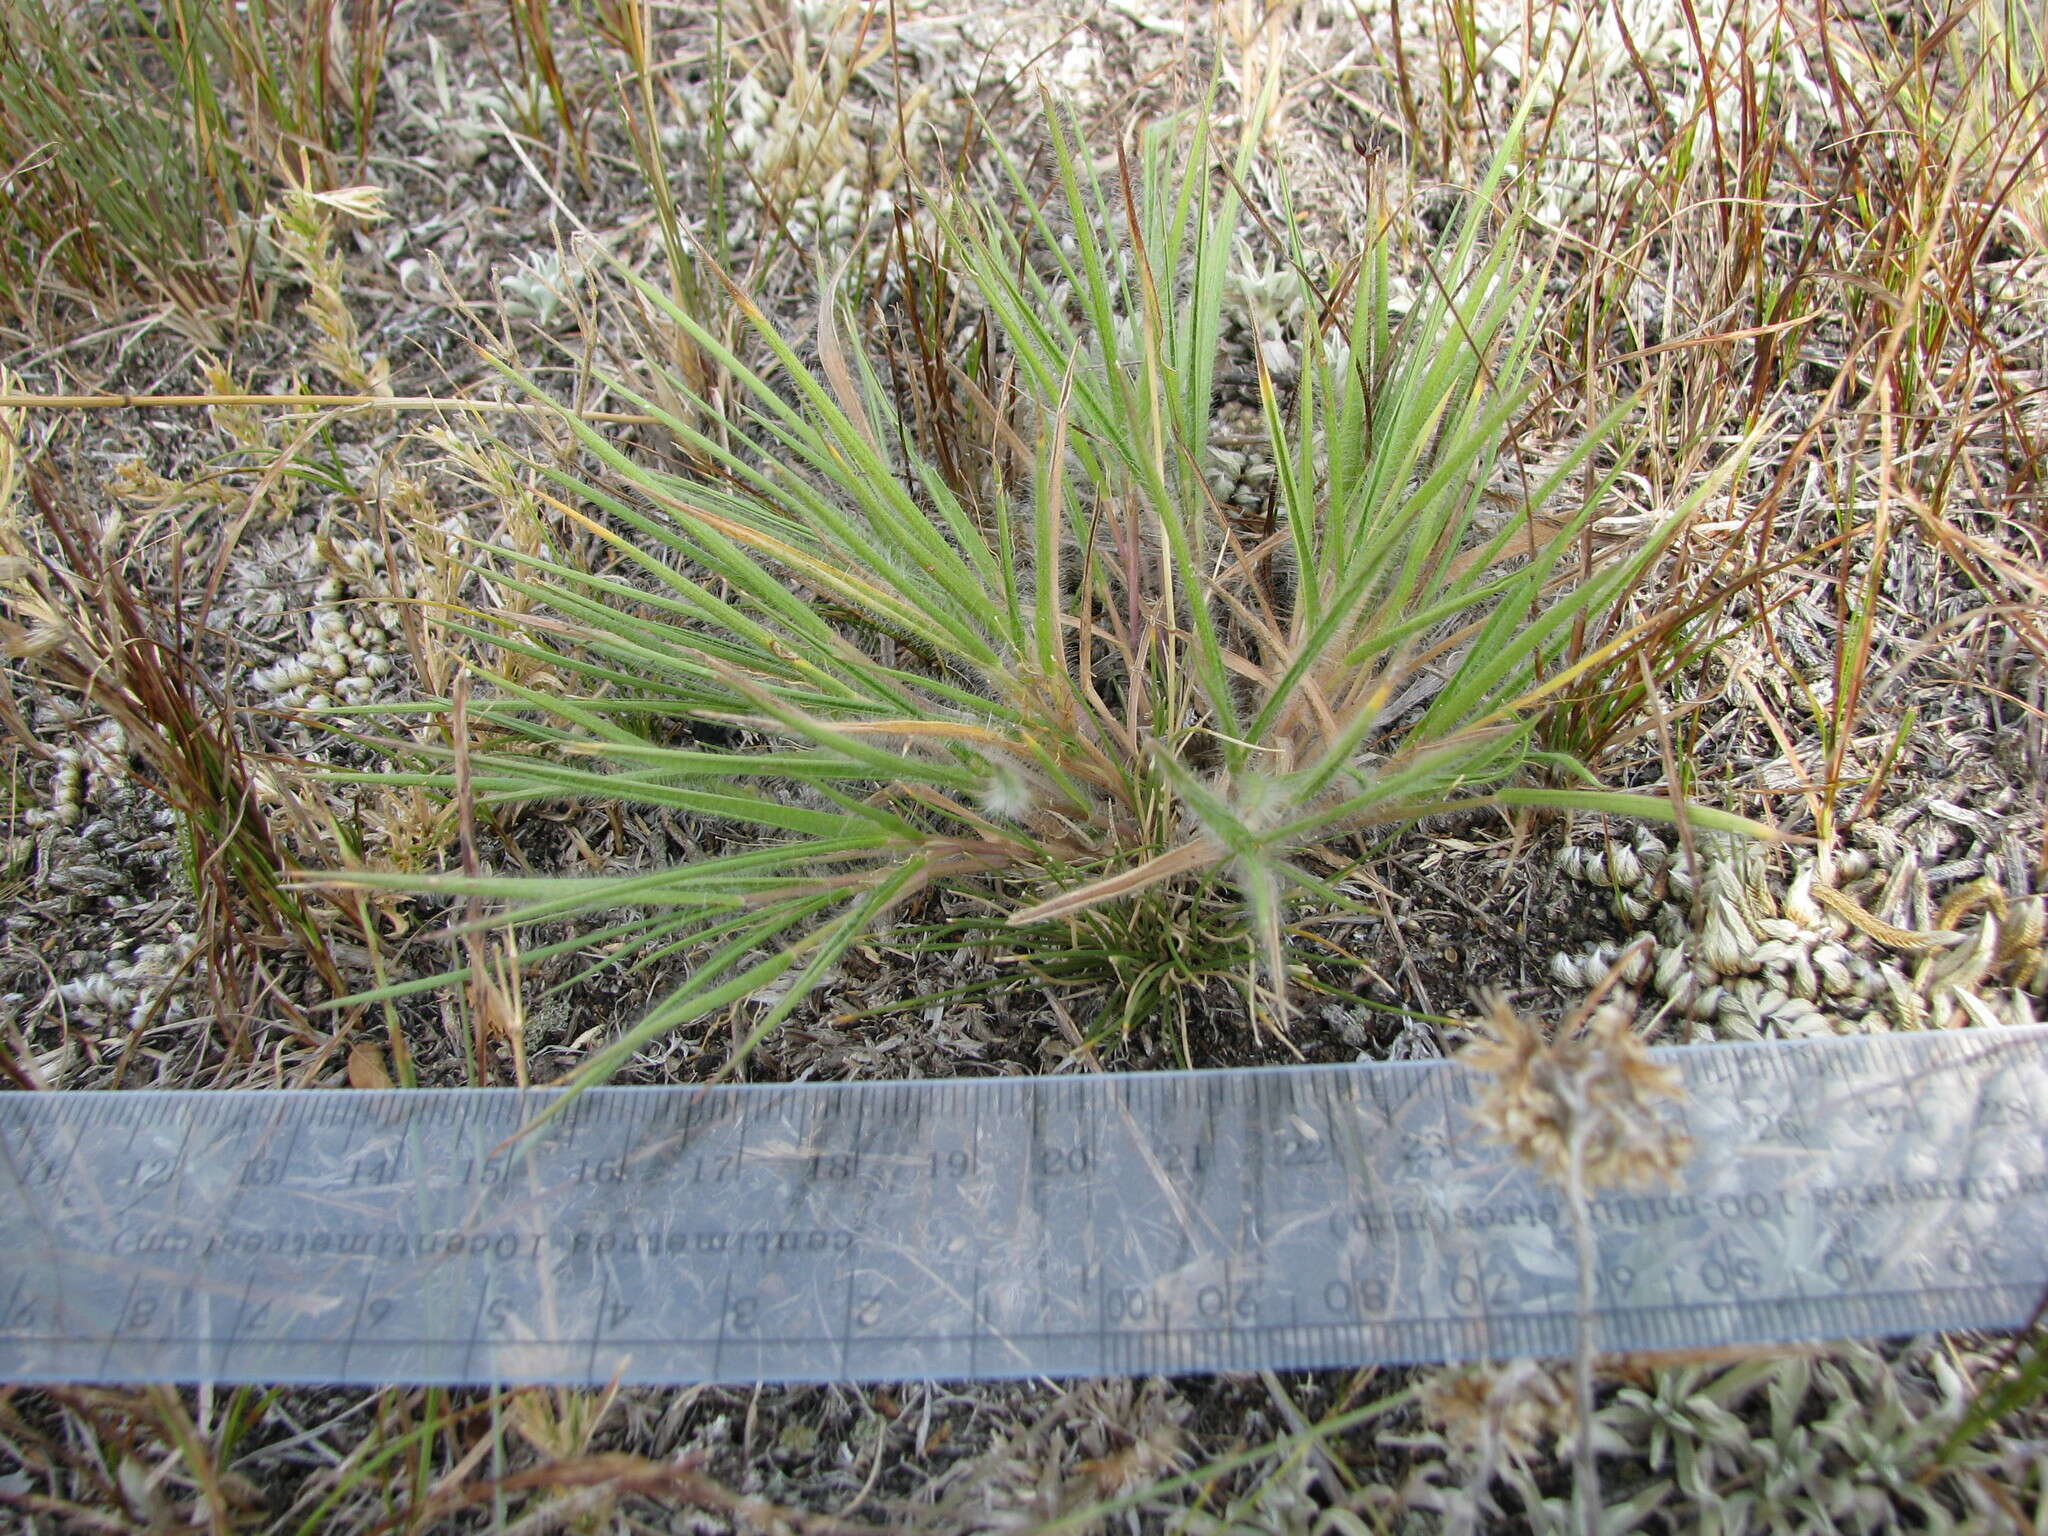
[0,0,230,317]
[334,100,1764,1090]
[154,0,394,191]
[0,0,392,322]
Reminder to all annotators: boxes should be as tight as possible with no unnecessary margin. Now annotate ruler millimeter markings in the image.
[1,1027,2044,1386]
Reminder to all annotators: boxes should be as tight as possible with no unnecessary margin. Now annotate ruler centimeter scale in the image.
[1,1026,2044,1386]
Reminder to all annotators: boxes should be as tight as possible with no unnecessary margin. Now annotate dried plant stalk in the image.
[1460,985,1692,1534]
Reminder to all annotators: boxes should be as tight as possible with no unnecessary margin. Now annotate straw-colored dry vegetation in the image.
[0,0,2044,1529]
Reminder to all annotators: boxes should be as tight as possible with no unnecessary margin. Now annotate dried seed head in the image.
[1998,895,2043,965]
[1460,995,1691,1192]
[1418,1358,1578,1481]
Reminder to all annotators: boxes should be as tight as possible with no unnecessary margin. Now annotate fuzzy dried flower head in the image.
[1417,1358,1578,1478]
[1460,994,1691,1190]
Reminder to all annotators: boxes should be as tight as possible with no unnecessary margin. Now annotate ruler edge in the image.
[5,1021,2045,1121]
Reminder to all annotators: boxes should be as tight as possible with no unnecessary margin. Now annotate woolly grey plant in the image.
[334,98,1763,1091]
[1592,1341,2005,1534]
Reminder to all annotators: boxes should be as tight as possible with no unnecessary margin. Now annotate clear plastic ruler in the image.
[2,1027,2044,1386]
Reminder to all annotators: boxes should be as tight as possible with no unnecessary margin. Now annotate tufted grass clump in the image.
[0,0,227,316]
[0,0,392,322]
[337,102,1763,1089]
